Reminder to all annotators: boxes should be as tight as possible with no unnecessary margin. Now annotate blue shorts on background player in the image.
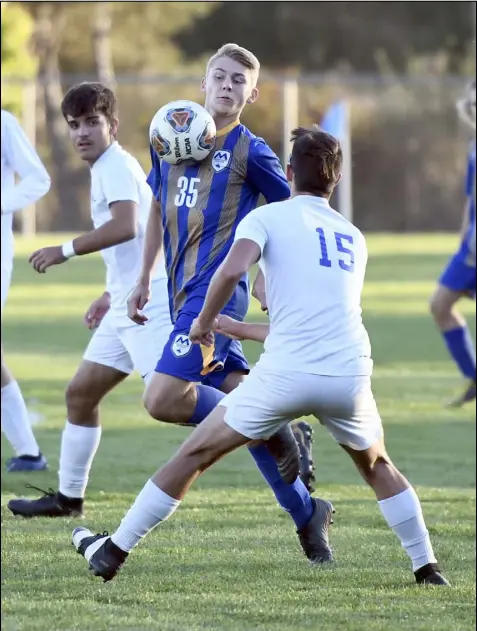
[430,80,476,407]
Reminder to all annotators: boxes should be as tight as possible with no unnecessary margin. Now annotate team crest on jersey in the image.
[166,107,196,133]
[211,150,232,173]
[171,334,193,358]
[197,122,216,152]
[150,130,171,159]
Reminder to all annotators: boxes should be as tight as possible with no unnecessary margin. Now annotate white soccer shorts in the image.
[83,299,173,383]
[222,367,383,451]
[1,266,12,314]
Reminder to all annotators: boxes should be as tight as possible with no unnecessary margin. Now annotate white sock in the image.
[378,487,437,572]
[1,381,40,457]
[58,421,102,499]
[111,479,181,552]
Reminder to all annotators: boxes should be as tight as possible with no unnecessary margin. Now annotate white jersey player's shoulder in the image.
[92,142,145,179]
[1,109,21,131]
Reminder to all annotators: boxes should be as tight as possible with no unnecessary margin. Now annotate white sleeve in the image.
[234,211,269,254]
[101,158,140,207]
[1,112,51,215]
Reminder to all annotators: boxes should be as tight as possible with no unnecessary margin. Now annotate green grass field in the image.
[1,234,476,631]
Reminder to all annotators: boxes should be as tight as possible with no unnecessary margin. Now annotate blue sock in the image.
[189,384,226,425]
[247,443,314,531]
[443,326,476,379]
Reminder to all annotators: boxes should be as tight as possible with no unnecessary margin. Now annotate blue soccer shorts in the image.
[155,284,250,389]
[439,250,476,299]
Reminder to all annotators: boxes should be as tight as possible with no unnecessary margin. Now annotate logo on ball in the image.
[150,131,171,159]
[197,122,216,152]
[166,107,196,134]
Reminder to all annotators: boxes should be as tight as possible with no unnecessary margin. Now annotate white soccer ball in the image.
[149,100,216,165]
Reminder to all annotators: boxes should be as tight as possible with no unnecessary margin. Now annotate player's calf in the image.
[343,440,450,586]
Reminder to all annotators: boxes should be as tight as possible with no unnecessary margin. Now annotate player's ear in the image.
[335,172,342,186]
[200,77,206,93]
[247,87,259,104]
[110,117,119,138]
[286,163,293,183]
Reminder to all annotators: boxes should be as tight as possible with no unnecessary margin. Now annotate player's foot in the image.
[414,563,451,586]
[447,378,476,408]
[72,527,128,582]
[264,424,300,484]
[7,485,84,518]
[5,453,48,472]
[297,497,335,565]
[292,421,316,493]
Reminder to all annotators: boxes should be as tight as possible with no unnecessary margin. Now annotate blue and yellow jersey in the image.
[148,122,290,319]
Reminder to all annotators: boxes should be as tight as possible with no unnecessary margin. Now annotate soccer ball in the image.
[149,100,216,165]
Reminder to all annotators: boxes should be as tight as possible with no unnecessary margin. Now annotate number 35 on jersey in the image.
[174,176,201,208]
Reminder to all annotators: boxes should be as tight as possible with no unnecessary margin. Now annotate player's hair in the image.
[290,126,342,197]
[61,82,118,122]
[206,43,260,79]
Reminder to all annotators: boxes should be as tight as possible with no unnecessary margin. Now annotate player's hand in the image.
[29,246,67,274]
[84,292,111,330]
[127,280,150,325]
[189,316,217,347]
[214,314,244,340]
[251,271,268,313]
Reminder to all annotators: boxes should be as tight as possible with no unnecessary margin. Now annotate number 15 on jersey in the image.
[316,227,355,272]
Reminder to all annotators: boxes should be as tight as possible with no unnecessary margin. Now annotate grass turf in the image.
[1,233,476,631]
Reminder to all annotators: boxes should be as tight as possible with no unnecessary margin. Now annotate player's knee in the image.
[143,386,182,423]
[429,291,445,320]
[65,378,98,418]
[360,454,393,483]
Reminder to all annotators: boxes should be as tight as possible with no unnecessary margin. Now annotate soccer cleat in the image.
[6,453,48,472]
[7,485,84,518]
[292,421,316,493]
[447,378,476,408]
[72,527,128,582]
[264,424,301,484]
[297,497,335,565]
[414,563,451,586]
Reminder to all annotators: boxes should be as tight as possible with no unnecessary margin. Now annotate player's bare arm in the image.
[251,269,268,312]
[126,197,164,325]
[190,239,261,344]
[215,314,269,343]
[0,110,50,215]
[29,200,138,274]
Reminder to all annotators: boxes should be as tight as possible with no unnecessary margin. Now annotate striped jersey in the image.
[148,121,290,318]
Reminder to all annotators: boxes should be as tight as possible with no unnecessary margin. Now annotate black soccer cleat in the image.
[6,453,48,472]
[297,497,335,565]
[72,527,128,582]
[7,485,84,518]
[414,563,451,586]
[264,424,301,485]
[447,378,476,408]
[292,421,316,493]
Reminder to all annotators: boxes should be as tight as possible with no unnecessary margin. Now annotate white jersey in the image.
[1,110,51,272]
[234,195,373,377]
[89,141,167,321]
